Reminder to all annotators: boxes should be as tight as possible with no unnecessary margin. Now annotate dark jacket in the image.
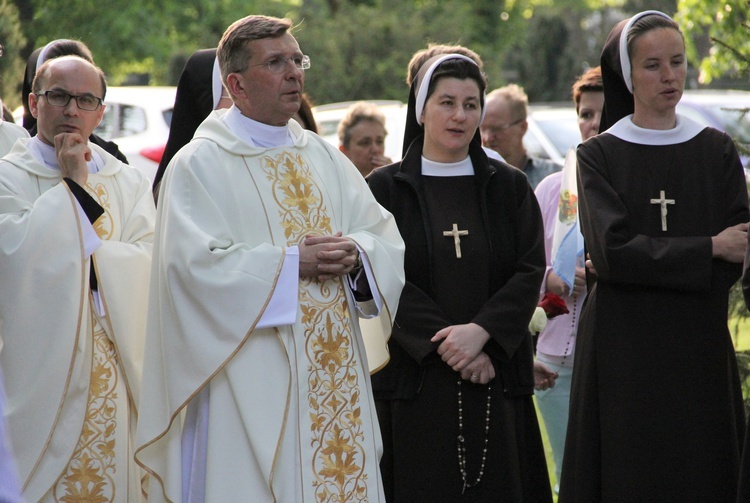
[367,136,545,400]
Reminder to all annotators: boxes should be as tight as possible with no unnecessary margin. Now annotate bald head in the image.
[30,56,107,146]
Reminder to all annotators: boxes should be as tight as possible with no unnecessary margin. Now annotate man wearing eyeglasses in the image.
[480,84,561,189]
[135,14,404,503]
[0,55,154,502]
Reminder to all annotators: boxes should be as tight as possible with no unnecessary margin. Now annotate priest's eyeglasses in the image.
[38,90,103,111]
[249,54,311,74]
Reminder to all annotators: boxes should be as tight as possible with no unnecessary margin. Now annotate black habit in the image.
[367,136,552,502]
[560,124,748,501]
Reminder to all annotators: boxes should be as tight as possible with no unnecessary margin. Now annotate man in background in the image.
[481,84,561,188]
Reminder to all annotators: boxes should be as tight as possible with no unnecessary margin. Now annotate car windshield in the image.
[533,116,582,157]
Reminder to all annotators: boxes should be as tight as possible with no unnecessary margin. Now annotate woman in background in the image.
[337,101,392,177]
[532,65,602,493]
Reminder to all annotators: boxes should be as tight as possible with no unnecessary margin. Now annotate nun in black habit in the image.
[366,54,551,502]
[559,11,748,502]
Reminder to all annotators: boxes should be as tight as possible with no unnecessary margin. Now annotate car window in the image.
[119,105,147,137]
[524,131,549,160]
[534,117,581,156]
[95,104,118,139]
[163,108,174,128]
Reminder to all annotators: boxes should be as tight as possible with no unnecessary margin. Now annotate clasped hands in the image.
[299,231,360,282]
[431,323,495,385]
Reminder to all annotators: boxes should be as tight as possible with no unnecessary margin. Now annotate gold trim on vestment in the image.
[24,183,88,493]
[133,178,288,503]
[52,311,120,502]
[259,150,370,501]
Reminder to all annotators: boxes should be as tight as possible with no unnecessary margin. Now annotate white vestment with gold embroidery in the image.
[136,110,405,503]
[0,138,155,502]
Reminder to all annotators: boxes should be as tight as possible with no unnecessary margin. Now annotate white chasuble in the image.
[252,149,374,501]
[136,111,405,503]
[0,138,154,502]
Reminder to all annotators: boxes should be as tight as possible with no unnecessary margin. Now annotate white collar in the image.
[29,135,102,173]
[606,114,705,145]
[421,155,474,176]
[224,105,296,148]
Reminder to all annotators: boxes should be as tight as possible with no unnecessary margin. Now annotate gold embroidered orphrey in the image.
[443,223,469,259]
[650,190,675,232]
[260,150,371,501]
[53,181,122,503]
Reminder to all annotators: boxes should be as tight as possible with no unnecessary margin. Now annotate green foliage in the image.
[677,0,750,83]
[0,0,26,109]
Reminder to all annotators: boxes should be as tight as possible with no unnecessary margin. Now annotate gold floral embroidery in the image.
[53,316,119,502]
[85,181,113,240]
[260,151,369,502]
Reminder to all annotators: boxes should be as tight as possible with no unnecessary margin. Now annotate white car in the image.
[312,100,408,162]
[526,105,581,163]
[94,86,176,182]
[312,100,581,166]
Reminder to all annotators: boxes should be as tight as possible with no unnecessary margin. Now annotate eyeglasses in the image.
[249,54,311,74]
[38,90,103,111]
[482,117,524,135]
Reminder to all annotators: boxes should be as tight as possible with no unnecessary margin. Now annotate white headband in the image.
[36,39,74,70]
[414,54,485,125]
[619,10,673,93]
[212,56,224,109]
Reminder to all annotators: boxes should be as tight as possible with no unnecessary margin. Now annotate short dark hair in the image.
[217,15,293,93]
[424,58,487,106]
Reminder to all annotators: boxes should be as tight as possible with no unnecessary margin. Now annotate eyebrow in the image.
[437,93,479,101]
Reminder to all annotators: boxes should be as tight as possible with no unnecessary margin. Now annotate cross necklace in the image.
[650,190,675,231]
[443,223,469,259]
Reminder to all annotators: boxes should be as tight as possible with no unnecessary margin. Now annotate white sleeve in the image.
[255,246,300,329]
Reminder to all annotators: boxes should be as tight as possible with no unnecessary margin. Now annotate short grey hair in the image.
[217,15,293,93]
[337,102,387,148]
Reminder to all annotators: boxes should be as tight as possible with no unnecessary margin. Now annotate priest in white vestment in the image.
[135,15,405,503]
[0,56,154,502]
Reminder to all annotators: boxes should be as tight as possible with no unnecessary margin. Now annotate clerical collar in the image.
[29,135,102,173]
[421,156,474,177]
[606,114,705,145]
[224,105,296,148]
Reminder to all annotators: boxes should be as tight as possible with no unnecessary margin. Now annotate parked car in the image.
[312,100,408,163]
[526,104,580,163]
[94,86,176,182]
[677,90,750,175]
